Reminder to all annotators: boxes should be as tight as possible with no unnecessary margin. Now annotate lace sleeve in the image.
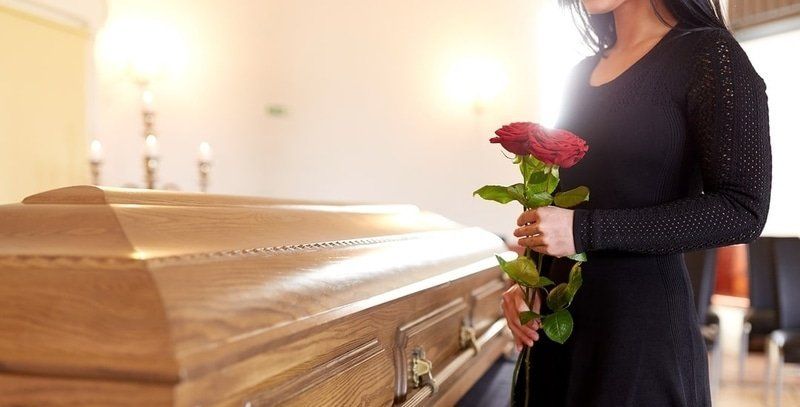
[571,29,772,255]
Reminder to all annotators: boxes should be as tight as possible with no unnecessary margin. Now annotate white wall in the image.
[92,0,561,240]
[90,1,797,241]
[741,29,800,237]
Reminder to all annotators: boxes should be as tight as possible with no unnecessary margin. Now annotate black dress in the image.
[512,25,771,406]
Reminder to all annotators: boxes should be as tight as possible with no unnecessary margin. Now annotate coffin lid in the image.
[0,186,507,384]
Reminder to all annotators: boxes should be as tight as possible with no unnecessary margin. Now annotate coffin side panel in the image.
[471,279,505,334]
[0,263,178,382]
[0,374,174,406]
[171,263,505,406]
[148,228,505,370]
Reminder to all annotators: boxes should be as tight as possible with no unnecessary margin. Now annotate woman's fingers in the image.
[513,223,541,238]
[515,206,576,257]
[518,234,546,248]
[503,297,534,345]
[513,293,540,341]
[527,319,541,332]
[502,285,539,346]
[517,208,539,226]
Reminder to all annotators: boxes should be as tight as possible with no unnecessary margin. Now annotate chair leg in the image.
[774,345,784,407]
[711,338,722,399]
[764,338,773,403]
[739,321,750,383]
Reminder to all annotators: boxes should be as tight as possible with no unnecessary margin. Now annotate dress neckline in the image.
[585,25,680,89]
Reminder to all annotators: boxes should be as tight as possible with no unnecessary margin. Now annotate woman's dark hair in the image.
[559,0,727,53]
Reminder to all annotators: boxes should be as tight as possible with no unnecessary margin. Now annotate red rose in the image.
[531,127,589,168]
[490,122,538,156]
[490,122,588,168]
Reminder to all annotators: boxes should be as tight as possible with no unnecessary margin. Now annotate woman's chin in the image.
[581,0,624,14]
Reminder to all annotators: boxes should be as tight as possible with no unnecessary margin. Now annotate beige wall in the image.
[94,0,554,238]
[0,5,90,204]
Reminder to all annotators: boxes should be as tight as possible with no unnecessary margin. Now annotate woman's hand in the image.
[502,284,541,352]
[513,206,576,257]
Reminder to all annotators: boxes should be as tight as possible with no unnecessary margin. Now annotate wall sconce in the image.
[444,56,509,115]
[95,17,188,86]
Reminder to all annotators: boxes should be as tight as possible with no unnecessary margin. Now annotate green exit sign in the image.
[266,104,288,117]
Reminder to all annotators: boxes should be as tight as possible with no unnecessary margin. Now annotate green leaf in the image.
[508,183,527,204]
[526,191,553,208]
[519,156,534,184]
[528,171,547,184]
[495,254,541,287]
[544,171,559,194]
[526,170,558,195]
[542,309,573,344]
[568,262,582,285]
[519,311,541,326]
[567,262,583,297]
[566,252,587,262]
[546,283,570,311]
[519,156,544,185]
[546,267,582,311]
[526,171,547,194]
[528,155,545,169]
[535,276,555,288]
[553,186,590,208]
[473,185,516,204]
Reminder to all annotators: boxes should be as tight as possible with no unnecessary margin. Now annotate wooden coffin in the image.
[0,186,512,406]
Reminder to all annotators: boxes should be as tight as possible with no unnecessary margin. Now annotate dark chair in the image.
[740,237,780,381]
[766,237,800,406]
[683,248,721,399]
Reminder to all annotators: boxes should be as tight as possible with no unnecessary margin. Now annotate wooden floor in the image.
[713,301,800,406]
[722,353,800,406]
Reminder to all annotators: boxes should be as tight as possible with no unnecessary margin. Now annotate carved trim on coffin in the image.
[147,233,427,267]
[0,229,471,269]
[470,279,505,332]
[243,338,385,406]
[0,255,140,270]
[393,298,468,404]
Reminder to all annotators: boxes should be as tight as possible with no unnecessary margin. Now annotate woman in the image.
[501,0,771,406]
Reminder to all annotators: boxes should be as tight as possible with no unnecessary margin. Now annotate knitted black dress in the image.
[512,25,771,406]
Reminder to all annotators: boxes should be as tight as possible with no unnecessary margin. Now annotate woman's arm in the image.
[571,29,772,255]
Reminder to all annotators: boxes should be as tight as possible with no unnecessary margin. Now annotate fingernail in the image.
[527,339,533,346]
[515,343,522,352]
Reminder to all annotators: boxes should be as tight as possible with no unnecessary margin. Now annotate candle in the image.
[142,89,154,112]
[89,139,103,162]
[198,141,213,162]
[145,134,159,157]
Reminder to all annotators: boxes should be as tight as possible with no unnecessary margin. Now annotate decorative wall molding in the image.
[0,0,106,31]
[729,0,800,35]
